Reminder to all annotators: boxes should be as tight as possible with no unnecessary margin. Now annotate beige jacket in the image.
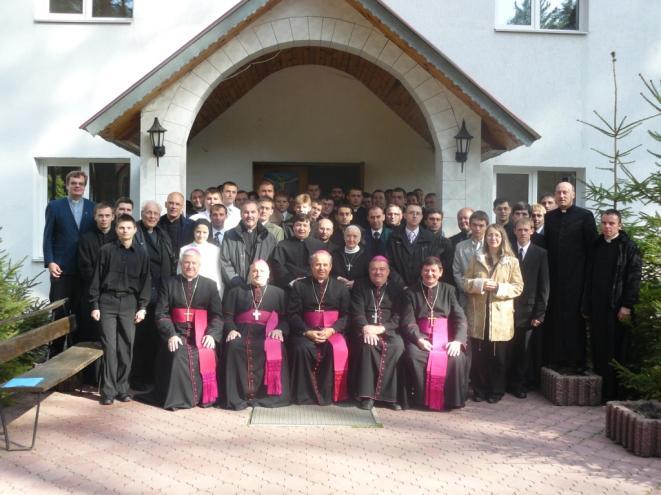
[464,254,523,341]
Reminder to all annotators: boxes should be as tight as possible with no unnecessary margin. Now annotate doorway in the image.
[253,162,364,196]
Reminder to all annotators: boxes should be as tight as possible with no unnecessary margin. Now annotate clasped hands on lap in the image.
[304,328,335,344]
[417,337,462,357]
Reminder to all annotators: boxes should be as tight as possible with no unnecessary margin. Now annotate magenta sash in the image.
[171,308,218,405]
[303,310,349,402]
[417,316,449,411]
[235,310,283,396]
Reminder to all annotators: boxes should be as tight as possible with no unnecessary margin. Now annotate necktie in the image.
[214,231,221,245]
[373,231,380,241]
[408,230,416,244]
[518,247,524,262]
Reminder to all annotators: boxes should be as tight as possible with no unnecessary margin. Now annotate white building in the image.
[1,0,659,297]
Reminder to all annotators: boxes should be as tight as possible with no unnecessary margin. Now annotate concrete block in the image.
[289,17,309,41]
[605,401,661,457]
[348,25,371,51]
[254,22,278,49]
[272,18,294,45]
[540,367,602,406]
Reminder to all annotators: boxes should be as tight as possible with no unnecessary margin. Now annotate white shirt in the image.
[190,211,210,222]
[178,242,223,295]
[224,204,240,231]
[517,241,531,261]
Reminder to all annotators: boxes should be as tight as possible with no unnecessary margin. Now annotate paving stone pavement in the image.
[1,390,659,494]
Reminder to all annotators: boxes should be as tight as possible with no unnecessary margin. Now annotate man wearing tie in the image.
[452,210,489,309]
[365,206,391,258]
[210,204,227,247]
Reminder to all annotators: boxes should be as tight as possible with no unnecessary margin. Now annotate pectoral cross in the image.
[346,262,352,272]
[184,309,193,322]
[252,309,261,320]
[427,312,436,326]
[372,312,379,324]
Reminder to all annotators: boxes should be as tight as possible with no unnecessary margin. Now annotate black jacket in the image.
[134,222,175,304]
[513,244,550,328]
[386,227,442,287]
[77,227,117,284]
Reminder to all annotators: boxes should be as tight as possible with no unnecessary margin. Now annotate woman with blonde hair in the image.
[464,224,523,403]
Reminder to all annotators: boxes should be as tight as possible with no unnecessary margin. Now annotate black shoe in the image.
[512,390,527,399]
[358,399,374,410]
[486,395,502,404]
[472,392,485,402]
[388,403,403,411]
[116,394,132,402]
[100,397,114,406]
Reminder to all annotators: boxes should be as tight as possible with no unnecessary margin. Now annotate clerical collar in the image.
[344,245,360,254]
[183,275,198,282]
[422,282,438,289]
[315,278,328,285]
[605,233,620,243]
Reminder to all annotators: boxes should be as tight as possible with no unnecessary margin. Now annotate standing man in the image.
[539,193,557,212]
[346,188,369,229]
[274,192,292,223]
[364,206,391,258]
[307,183,322,201]
[424,193,437,210]
[389,188,407,210]
[272,214,324,289]
[258,198,285,243]
[449,207,473,247]
[531,203,546,236]
[371,190,386,211]
[210,203,228,247]
[385,204,403,230]
[287,251,351,405]
[43,170,95,352]
[220,200,277,289]
[114,197,134,218]
[330,204,355,246]
[90,215,150,405]
[544,181,597,372]
[424,207,454,285]
[509,218,549,398]
[221,181,241,230]
[330,186,345,205]
[453,210,489,308]
[493,198,512,227]
[424,208,444,238]
[191,187,222,222]
[158,192,194,256]
[583,210,641,401]
[187,189,206,217]
[315,218,338,252]
[257,179,283,225]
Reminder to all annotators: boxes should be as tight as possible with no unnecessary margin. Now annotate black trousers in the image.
[99,293,137,399]
[470,337,508,398]
[508,325,534,393]
[49,274,79,355]
[131,303,158,385]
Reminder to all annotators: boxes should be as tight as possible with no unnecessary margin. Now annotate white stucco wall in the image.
[187,65,434,192]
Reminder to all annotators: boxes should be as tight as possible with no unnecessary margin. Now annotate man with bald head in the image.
[449,208,474,247]
[543,181,597,373]
[315,217,339,252]
[158,192,194,256]
[287,250,351,405]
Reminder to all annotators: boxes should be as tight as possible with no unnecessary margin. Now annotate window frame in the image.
[494,0,589,34]
[34,0,134,24]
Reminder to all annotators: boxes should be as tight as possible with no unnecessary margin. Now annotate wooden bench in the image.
[0,308,103,451]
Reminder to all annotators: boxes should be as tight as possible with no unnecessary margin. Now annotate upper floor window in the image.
[495,0,587,33]
[35,0,133,23]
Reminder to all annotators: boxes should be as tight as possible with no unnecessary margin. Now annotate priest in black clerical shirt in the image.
[271,214,324,289]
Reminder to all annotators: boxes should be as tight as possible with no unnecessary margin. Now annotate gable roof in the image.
[81,0,540,157]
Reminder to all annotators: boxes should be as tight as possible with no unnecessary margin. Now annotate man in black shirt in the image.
[90,215,151,405]
[158,191,193,255]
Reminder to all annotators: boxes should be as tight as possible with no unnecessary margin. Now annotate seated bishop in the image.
[221,260,290,410]
[351,256,406,411]
[142,248,223,410]
[287,250,351,405]
[400,256,469,410]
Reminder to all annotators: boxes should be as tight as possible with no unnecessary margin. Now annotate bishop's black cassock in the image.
[351,278,406,404]
[287,277,351,405]
[221,284,290,409]
[142,274,223,410]
[400,282,469,410]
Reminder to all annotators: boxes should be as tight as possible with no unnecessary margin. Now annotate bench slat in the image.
[1,342,103,393]
[0,316,76,364]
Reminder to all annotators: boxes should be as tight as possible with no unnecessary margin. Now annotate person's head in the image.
[307,183,321,200]
[510,202,531,223]
[367,206,385,231]
[292,214,311,240]
[310,250,332,281]
[93,202,114,232]
[514,217,534,247]
[554,181,575,210]
[210,203,227,230]
[539,193,557,211]
[140,200,161,229]
[164,192,185,220]
[330,187,344,203]
[221,181,238,206]
[368,256,390,287]
[310,200,322,221]
[424,193,437,209]
[336,204,353,227]
[601,209,622,240]
[493,198,511,225]
[531,203,545,230]
[362,192,372,210]
[114,197,134,217]
[258,198,274,223]
[189,189,205,210]
[180,249,201,280]
[371,190,386,209]
[469,210,489,241]
[240,201,259,230]
[414,188,424,205]
[248,191,259,201]
[248,259,270,287]
[390,187,406,208]
[406,192,419,206]
[294,193,312,215]
[317,218,334,242]
[257,180,276,200]
[456,207,474,233]
[483,224,514,258]
[235,190,249,207]
[424,208,443,234]
[420,257,443,287]
[347,188,363,208]
[344,225,362,250]
[192,219,211,244]
[404,204,423,229]
[65,170,87,200]
[205,187,222,211]
[115,214,137,243]
[385,204,403,227]
[321,197,335,216]
[274,192,289,213]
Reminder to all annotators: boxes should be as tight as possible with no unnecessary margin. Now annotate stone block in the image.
[540,367,602,406]
[605,401,661,457]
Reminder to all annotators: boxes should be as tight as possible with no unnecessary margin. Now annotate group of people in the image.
[43,172,642,410]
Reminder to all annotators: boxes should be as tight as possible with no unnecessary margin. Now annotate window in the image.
[35,0,133,23]
[495,0,587,33]
[494,167,582,206]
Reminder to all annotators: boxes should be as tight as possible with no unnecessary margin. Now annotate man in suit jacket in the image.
[509,218,550,398]
[364,206,391,258]
[43,170,95,332]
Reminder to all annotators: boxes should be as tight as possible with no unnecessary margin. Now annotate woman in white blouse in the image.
[179,219,223,298]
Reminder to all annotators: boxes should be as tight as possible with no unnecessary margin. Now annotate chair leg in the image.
[0,393,42,451]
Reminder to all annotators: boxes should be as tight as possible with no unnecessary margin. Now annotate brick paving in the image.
[1,390,660,494]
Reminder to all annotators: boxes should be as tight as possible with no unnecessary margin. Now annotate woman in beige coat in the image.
[464,224,523,403]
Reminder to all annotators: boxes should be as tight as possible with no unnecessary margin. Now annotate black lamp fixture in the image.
[147,117,167,166]
[454,119,473,172]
